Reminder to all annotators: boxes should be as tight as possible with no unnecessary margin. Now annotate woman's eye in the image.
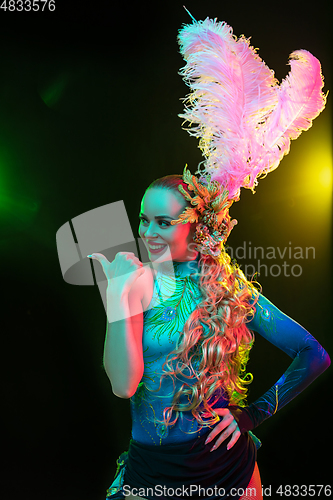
[139,217,148,225]
[139,217,170,227]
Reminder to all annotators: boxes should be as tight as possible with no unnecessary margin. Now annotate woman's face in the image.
[138,187,198,262]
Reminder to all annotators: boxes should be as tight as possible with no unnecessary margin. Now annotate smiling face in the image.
[138,187,198,262]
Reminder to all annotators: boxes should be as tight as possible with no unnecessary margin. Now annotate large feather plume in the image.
[178,18,327,200]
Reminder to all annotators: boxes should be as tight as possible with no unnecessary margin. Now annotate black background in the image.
[0,1,332,499]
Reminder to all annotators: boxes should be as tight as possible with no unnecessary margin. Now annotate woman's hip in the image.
[106,431,257,500]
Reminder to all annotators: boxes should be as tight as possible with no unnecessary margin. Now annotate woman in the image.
[88,172,330,500]
[88,14,329,500]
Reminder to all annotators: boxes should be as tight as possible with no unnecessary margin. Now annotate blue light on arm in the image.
[230,294,331,432]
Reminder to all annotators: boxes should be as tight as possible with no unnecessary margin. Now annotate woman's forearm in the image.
[103,288,144,399]
[230,342,330,432]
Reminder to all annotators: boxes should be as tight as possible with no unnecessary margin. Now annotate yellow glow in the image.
[294,112,332,205]
[318,166,332,189]
[276,111,332,250]
[302,143,332,192]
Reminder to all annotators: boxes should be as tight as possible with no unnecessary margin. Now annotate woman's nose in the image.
[143,223,158,237]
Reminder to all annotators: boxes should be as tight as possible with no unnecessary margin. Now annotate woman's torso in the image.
[130,257,229,446]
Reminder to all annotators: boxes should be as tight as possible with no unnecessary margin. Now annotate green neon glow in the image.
[39,73,69,108]
[0,193,40,222]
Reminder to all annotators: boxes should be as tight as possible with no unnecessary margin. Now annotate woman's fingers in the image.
[87,253,110,266]
[210,420,240,451]
[87,252,144,287]
[88,253,107,259]
[226,426,241,450]
[204,408,241,451]
[205,415,234,445]
[204,409,233,443]
[87,253,112,279]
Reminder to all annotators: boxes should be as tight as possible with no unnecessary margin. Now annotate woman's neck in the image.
[153,253,200,278]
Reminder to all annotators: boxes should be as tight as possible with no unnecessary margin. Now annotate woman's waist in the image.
[130,400,230,445]
[130,408,206,445]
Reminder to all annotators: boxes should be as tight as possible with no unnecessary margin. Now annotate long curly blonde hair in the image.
[145,175,260,431]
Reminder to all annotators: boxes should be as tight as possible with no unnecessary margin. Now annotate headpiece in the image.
[171,16,327,258]
[171,165,237,257]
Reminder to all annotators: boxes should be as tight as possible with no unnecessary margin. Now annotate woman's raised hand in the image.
[87,252,145,295]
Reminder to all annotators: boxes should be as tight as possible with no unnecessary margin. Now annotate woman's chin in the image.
[147,245,170,259]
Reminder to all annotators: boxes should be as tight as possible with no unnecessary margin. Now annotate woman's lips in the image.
[147,243,167,254]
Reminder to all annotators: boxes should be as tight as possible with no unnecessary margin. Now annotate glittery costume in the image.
[131,256,208,444]
[106,256,330,499]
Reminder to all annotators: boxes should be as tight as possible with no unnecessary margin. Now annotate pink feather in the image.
[178,18,327,200]
[264,50,327,153]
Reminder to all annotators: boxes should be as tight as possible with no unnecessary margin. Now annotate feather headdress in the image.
[178,17,327,201]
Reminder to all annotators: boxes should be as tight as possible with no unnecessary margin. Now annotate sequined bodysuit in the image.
[130,256,222,445]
